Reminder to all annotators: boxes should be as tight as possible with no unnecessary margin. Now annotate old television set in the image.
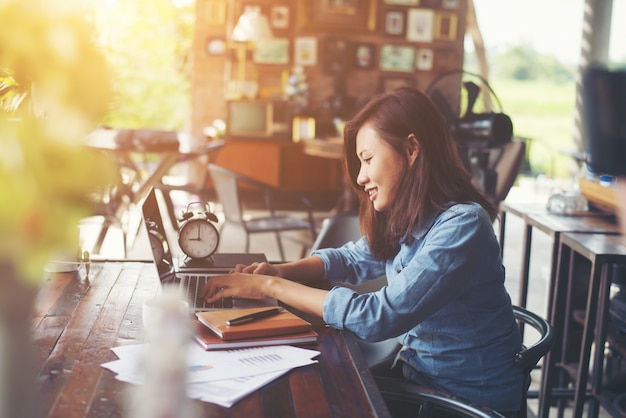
[226,99,290,140]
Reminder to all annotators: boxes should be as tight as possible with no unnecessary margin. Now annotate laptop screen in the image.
[141,187,177,281]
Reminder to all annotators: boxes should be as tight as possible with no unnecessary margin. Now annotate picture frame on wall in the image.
[379,44,416,73]
[294,37,318,66]
[384,10,405,36]
[415,48,434,71]
[406,8,434,42]
[434,12,458,40]
[297,0,377,32]
[354,43,375,70]
[442,0,460,8]
[270,5,290,30]
[322,38,351,74]
[383,0,420,5]
[206,0,227,25]
[253,39,290,65]
[381,76,416,93]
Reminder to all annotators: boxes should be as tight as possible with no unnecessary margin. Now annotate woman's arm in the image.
[234,255,326,283]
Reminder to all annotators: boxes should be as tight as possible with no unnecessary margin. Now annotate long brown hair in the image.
[343,87,496,260]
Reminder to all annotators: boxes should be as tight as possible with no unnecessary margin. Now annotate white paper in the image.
[102,343,320,407]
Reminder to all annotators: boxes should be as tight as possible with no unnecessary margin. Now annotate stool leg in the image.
[572,260,603,417]
[539,242,570,418]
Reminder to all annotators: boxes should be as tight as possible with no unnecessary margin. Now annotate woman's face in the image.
[355,123,405,212]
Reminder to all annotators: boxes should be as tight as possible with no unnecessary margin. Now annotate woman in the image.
[201,88,524,414]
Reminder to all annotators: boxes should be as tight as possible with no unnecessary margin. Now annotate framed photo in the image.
[384,0,419,5]
[379,44,416,73]
[353,43,375,70]
[294,37,318,66]
[434,12,458,41]
[297,0,377,32]
[406,8,434,43]
[415,48,434,71]
[322,38,351,74]
[253,39,290,65]
[292,116,316,142]
[205,0,227,25]
[270,5,290,30]
[384,10,405,36]
[381,76,416,93]
[442,0,460,9]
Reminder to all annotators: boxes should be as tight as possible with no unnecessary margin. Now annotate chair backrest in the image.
[491,140,526,204]
[512,305,554,374]
[511,305,554,418]
[310,211,361,253]
[207,163,245,226]
[376,376,507,418]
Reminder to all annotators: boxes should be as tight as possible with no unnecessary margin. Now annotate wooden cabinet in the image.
[214,139,343,192]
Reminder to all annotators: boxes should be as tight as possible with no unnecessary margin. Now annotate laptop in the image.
[141,186,278,312]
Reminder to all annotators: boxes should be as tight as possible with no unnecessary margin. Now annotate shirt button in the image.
[396,269,402,273]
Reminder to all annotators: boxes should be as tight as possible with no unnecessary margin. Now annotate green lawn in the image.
[489,78,578,179]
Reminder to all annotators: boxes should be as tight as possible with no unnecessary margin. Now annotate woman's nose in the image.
[357,167,367,186]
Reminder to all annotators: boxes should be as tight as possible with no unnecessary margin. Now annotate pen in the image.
[226,307,285,326]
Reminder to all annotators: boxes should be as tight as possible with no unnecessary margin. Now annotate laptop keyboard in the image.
[182,274,233,310]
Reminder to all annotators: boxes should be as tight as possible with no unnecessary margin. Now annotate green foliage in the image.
[0,0,116,282]
[490,78,577,179]
[491,44,576,83]
[91,0,194,130]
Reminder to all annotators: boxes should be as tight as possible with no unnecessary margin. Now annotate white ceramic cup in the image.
[142,297,189,333]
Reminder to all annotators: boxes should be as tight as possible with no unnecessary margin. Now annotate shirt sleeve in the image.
[322,205,503,341]
[311,237,386,286]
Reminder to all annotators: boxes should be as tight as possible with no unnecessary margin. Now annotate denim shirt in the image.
[313,202,524,412]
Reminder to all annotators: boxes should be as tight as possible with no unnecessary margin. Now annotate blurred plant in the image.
[283,66,310,115]
[0,0,116,283]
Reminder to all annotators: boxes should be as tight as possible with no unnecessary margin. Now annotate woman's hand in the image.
[200,273,274,303]
[232,261,282,276]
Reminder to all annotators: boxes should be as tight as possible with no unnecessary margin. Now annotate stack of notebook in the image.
[194,307,319,350]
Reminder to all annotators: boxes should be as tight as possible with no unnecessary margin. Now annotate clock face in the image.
[178,218,219,259]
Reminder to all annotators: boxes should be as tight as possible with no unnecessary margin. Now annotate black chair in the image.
[375,305,553,418]
[375,377,507,418]
[207,163,317,261]
[310,210,361,253]
[511,305,554,418]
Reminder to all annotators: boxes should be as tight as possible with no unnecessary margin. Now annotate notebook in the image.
[192,320,318,350]
[195,307,313,341]
[141,186,278,312]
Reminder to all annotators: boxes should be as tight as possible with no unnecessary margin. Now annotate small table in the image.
[84,129,225,253]
[499,201,619,313]
[538,232,626,418]
[33,261,391,417]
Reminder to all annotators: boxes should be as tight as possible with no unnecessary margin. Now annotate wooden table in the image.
[32,261,391,417]
[498,201,620,313]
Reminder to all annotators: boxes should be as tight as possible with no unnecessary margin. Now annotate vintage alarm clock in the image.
[177,202,220,259]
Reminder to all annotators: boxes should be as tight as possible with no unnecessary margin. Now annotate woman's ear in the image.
[406,134,420,167]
